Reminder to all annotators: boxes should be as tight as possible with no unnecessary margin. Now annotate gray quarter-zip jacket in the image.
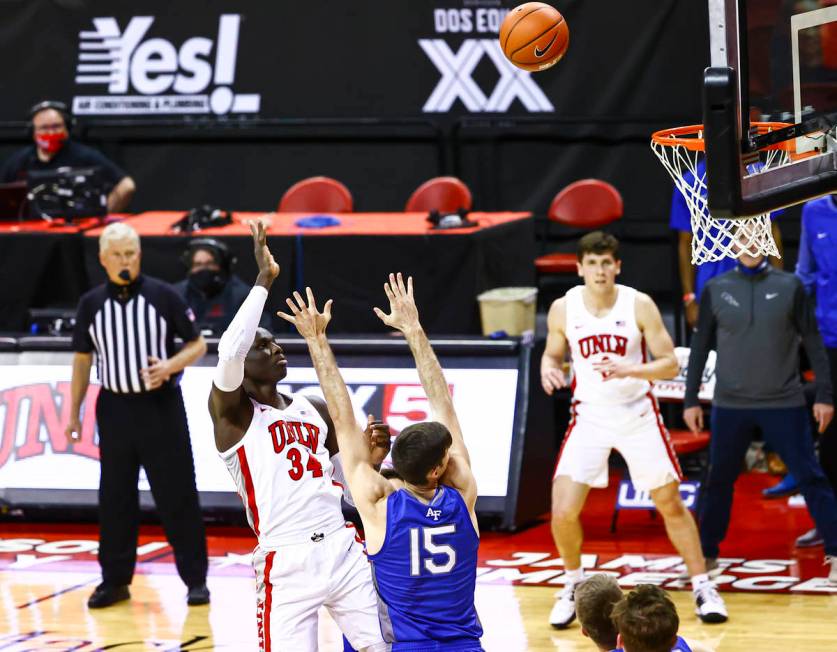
[684,264,833,409]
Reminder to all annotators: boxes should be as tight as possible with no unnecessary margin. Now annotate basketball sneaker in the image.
[549,582,578,629]
[694,583,728,623]
[762,474,798,498]
[826,556,837,585]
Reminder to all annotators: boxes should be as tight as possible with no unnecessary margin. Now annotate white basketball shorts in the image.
[252,524,386,652]
[553,393,683,491]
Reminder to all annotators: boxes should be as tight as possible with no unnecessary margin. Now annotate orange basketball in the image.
[499,2,569,72]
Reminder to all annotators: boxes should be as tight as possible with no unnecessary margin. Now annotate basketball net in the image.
[651,123,790,265]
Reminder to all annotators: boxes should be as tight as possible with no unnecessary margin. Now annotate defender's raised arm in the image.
[278,289,390,508]
[374,273,476,500]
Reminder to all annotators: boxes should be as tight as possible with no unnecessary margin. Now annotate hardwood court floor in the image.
[1,571,835,651]
[2,472,835,650]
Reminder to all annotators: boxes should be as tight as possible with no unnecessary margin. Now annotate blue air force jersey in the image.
[367,485,483,651]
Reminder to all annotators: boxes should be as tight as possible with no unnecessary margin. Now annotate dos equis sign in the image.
[419,2,554,113]
[71,14,260,116]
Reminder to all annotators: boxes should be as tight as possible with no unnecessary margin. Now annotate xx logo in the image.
[419,39,554,113]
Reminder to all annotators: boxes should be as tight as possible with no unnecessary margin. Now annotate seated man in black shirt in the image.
[173,237,271,334]
[1,100,136,212]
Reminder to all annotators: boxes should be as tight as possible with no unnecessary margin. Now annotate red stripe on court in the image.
[553,401,578,480]
[263,551,275,652]
[237,448,261,536]
[646,392,684,480]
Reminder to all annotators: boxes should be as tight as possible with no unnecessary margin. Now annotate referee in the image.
[64,222,210,608]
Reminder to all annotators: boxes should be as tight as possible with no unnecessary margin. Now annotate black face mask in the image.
[189,268,227,297]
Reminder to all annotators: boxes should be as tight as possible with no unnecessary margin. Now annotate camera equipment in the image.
[170,205,233,233]
[427,208,478,230]
[26,167,107,222]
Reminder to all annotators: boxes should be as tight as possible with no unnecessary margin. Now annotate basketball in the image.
[499,2,569,72]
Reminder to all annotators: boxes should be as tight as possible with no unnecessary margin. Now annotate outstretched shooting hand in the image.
[248,219,279,287]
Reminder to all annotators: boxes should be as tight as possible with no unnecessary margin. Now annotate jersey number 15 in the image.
[410,525,456,576]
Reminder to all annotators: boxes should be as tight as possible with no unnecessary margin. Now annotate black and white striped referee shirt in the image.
[72,275,200,393]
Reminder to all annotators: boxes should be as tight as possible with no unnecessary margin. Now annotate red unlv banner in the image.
[0,381,100,471]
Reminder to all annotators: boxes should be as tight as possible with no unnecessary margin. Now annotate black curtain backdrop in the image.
[0,0,711,217]
[0,1,708,122]
[0,232,89,328]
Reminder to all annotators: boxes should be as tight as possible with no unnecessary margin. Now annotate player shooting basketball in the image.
[540,231,728,628]
[278,273,484,652]
[208,220,388,652]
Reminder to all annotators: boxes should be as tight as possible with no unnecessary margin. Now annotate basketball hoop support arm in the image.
[704,66,742,219]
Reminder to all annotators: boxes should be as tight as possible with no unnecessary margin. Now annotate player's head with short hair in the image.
[577,231,620,262]
[99,222,141,285]
[610,584,679,652]
[575,574,623,651]
[391,421,453,486]
[576,231,621,290]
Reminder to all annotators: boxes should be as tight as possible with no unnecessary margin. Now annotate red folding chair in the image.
[278,176,354,212]
[535,179,624,275]
[404,176,473,213]
[669,429,711,456]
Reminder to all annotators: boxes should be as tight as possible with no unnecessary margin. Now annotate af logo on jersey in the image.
[426,508,442,521]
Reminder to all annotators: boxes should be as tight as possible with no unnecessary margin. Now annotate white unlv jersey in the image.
[566,284,650,404]
[220,393,345,548]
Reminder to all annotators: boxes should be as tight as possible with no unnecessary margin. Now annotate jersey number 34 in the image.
[286,448,323,481]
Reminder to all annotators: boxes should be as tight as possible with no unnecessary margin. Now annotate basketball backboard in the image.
[704,0,837,217]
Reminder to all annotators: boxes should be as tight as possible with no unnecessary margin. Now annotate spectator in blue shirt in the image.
[670,159,783,329]
[793,194,837,548]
